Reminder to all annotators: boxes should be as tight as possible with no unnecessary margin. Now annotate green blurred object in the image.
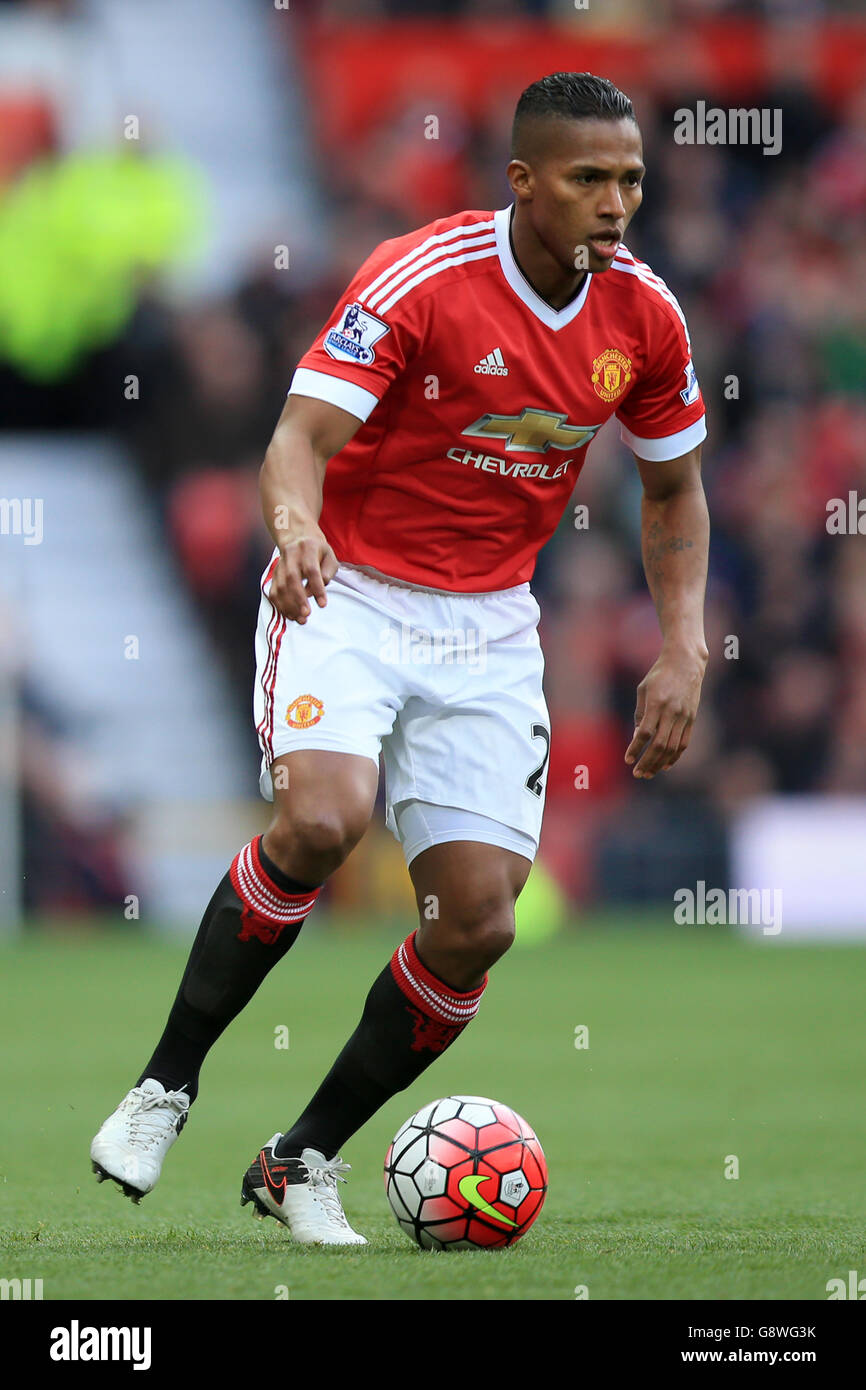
[820,327,866,397]
[0,151,204,380]
[513,858,567,946]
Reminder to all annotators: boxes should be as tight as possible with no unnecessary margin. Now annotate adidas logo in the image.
[474,347,508,376]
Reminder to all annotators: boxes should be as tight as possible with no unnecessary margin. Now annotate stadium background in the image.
[1,0,866,1304]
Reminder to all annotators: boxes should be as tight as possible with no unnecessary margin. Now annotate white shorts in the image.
[391,799,537,867]
[253,560,550,861]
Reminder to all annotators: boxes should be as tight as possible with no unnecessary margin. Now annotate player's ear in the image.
[507,159,534,201]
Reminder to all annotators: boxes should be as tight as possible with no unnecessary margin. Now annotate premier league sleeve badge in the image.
[324,302,392,365]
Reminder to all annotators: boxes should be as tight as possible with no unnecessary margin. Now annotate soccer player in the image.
[91,72,709,1244]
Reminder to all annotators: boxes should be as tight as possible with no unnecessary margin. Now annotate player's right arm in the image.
[259,394,362,624]
[262,224,430,621]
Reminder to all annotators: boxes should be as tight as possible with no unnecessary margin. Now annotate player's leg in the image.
[407,817,536,989]
[90,750,377,1201]
[91,560,397,1203]
[240,828,531,1243]
[134,749,376,1100]
[274,835,529,1150]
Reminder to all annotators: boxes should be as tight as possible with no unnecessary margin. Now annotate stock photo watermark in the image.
[49,1322,151,1370]
[827,1270,866,1299]
[674,881,782,935]
[0,1277,43,1300]
[826,492,866,534]
[674,101,782,157]
[0,497,43,545]
[379,622,488,672]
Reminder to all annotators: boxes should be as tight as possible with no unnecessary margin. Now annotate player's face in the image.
[517,117,645,275]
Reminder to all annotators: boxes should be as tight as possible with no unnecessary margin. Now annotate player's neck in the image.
[509,205,587,312]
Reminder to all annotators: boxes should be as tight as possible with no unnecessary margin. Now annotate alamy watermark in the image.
[0,497,43,545]
[674,101,782,157]
[0,1277,43,1299]
[674,880,782,935]
[826,492,866,535]
[827,1270,866,1299]
[379,622,488,672]
[49,1321,151,1370]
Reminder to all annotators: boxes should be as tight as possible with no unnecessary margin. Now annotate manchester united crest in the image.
[591,348,632,403]
[286,694,324,729]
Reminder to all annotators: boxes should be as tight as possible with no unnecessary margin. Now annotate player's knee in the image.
[267,802,368,880]
[291,805,367,864]
[449,893,516,969]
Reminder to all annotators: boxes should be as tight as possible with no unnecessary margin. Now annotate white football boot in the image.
[241,1135,367,1246]
[90,1078,190,1202]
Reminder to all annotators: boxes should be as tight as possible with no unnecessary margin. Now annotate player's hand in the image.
[625,641,708,779]
[270,532,338,624]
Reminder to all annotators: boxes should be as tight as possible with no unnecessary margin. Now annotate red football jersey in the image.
[290,206,706,592]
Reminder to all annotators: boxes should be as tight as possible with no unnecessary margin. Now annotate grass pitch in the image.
[1,918,864,1301]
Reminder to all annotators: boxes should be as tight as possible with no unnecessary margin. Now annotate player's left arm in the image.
[625,443,709,779]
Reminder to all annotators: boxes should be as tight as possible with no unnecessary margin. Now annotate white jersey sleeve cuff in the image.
[620,415,707,462]
[288,367,380,423]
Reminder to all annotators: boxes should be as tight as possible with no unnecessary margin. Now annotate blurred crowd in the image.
[3,3,865,909]
[296,0,863,20]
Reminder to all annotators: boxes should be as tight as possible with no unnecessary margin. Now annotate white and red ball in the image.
[384,1095,548,1250]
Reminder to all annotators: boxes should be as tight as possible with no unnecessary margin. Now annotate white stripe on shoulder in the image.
[620,415,706,462]
[358,218,496,306]
[366,230,497,311]
[610,247,690,342]
[376,246,498,315]
[614,244,675,292]
[612,251,685,317]
[288,367,380,423]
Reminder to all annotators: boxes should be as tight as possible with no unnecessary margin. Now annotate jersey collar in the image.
[495,205,592,331]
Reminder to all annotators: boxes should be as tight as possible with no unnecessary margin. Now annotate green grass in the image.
[1,919,865,1300]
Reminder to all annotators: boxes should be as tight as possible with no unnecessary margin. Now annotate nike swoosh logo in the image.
[260,1150,289,1205]
[457,1174,518,1227]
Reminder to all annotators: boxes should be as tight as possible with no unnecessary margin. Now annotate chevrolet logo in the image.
[462,409,601,454]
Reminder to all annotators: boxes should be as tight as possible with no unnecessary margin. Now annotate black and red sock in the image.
[137,835,319,1103]
[274,931,487,1160]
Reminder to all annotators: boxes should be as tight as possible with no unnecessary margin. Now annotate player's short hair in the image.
[511,72,637,160]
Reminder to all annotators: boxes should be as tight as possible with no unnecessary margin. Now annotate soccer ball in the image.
[384,1095,547,1250]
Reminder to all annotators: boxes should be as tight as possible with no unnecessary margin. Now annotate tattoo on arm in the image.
[644,520,694,617]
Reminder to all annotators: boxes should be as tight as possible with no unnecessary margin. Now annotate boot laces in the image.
[126,1086,188,1149]
[302,1154,352,1226]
